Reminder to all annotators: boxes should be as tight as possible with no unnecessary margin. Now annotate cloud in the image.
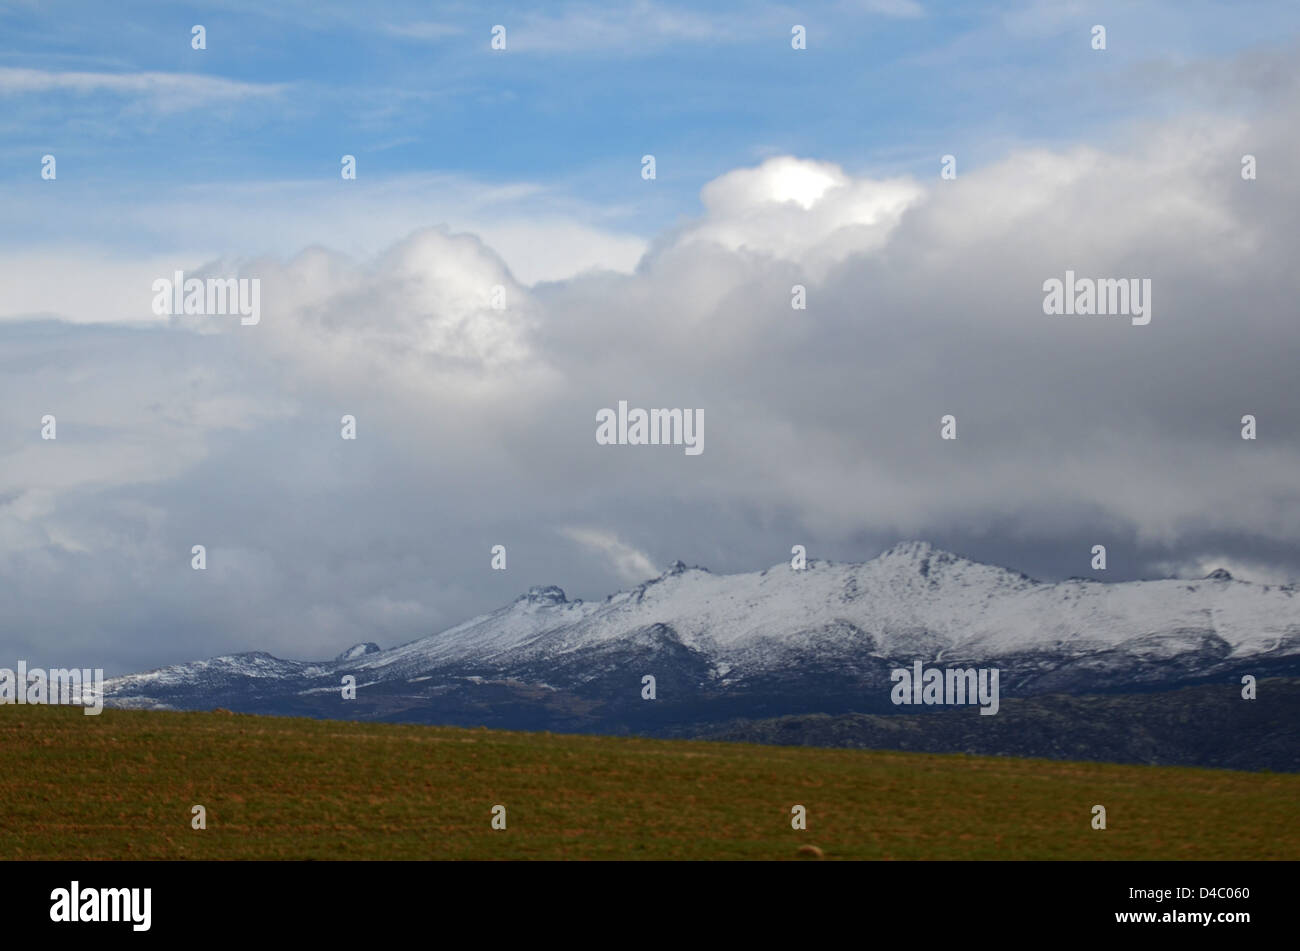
[3,71,1299,673]
[381,21,466,41]
[510,1,730,52]
[1000,0,1087,37]
[1150,556,1296,587]
[0,67,286,111]
[0,174,650,299]
[560,528,659,583]
[675,156,924,278]
[854,0,925,17]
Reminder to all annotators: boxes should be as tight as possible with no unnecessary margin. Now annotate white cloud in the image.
[512,1,727,52]
[854,0,926,17]
[561,528,659,583]
[1000,0,1087,37]
[0,250,214,324]
[0,67,286,111]
[3,87,1300,669]
[1152,556,1296,586]
[676,156,924,279]
[380,21,465,40]
[0,174,650,312]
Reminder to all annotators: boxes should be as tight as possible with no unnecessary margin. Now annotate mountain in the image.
[685,677,1300,773]
[335,642,381,662]
[103,542,1300,766]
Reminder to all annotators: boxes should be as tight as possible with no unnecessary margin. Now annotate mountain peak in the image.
[517,585,567,605]
[871,541,1034,583]
[876,540,969,566]
[660,560,709,578]
[335,642,381,662]
[878,540,937,559]
[1204,568,1233,582]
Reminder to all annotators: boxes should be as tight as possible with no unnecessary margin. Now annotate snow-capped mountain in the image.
[105,542,1300,734]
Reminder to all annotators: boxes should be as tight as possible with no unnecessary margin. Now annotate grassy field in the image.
[1,705,1295,860]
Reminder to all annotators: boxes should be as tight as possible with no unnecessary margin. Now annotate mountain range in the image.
[103,541,1300,768]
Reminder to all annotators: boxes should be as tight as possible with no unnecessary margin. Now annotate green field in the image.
[2,705,1295,860]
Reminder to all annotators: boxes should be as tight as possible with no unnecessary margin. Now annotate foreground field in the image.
[1,706,1295,860]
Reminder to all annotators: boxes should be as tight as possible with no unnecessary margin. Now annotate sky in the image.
[2,0,1298,674]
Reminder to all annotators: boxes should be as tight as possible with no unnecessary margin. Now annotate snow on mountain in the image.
[104,542,1300,708]
[338,540,1298,674]
[335,642,382,662]
[107,651,321,692]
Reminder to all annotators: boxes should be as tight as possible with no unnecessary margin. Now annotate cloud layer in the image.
[3,82,1297,674]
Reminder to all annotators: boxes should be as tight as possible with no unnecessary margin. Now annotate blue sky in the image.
[4,0,1298,250]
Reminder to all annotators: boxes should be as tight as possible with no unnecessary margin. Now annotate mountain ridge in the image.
[104,541,1300,754]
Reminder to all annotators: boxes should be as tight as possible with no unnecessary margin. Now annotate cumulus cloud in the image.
[675,156,924,279]
[0,175,649,301]
[3,75,1299,673]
